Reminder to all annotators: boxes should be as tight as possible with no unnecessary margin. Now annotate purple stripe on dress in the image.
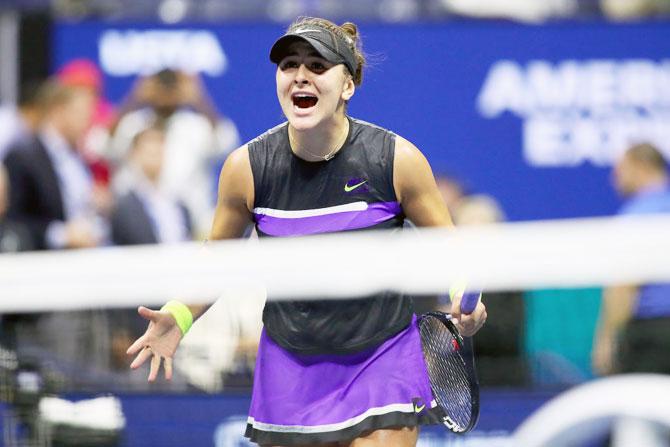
[255,201,402,236]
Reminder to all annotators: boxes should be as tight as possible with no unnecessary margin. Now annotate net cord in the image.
[1,215,669,312]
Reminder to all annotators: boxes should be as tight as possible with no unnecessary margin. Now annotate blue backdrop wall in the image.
[53,21,670,221]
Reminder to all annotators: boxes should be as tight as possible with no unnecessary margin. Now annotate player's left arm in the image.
[393,135,486,336]
[393,135,453,228]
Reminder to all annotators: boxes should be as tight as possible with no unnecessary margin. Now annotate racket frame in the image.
[419,311,480,434]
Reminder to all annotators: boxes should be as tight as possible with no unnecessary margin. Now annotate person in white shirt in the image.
[110,69,239,237]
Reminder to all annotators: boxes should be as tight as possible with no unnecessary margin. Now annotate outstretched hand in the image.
[126,306,183,381]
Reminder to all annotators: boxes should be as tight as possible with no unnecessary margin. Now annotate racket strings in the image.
[420,317,473,430]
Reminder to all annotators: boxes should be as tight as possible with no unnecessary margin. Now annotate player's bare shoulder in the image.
[393,134,433,202]
[394,134,431,166]
[224,144,251,171]
[217,144,254,210]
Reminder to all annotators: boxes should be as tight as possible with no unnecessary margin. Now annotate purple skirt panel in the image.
[245,315,436,445]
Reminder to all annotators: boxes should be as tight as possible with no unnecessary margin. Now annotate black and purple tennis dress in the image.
[244,117,435,445]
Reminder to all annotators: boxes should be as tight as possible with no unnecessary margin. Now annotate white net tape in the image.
[514,374,670,447]
[1,215,669,312]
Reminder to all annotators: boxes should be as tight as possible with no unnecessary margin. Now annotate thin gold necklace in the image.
[301,145,340,161]
[291,120,349,161]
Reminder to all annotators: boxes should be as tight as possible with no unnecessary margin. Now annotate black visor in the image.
[270,25,357,76]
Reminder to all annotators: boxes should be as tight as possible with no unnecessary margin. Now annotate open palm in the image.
[126,306,183,381]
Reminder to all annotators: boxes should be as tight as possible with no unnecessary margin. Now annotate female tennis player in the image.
[127,17,487,446]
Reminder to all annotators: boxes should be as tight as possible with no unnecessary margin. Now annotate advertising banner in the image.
[53,21,670,220]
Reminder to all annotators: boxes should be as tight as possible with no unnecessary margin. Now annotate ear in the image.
[341,75,356,102]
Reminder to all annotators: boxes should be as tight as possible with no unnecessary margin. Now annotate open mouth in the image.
[292,94,318,109]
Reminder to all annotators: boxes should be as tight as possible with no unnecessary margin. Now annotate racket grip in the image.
[460,292,481,314]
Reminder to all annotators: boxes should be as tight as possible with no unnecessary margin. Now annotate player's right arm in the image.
[187,145,255,319]
[127,145,255,381]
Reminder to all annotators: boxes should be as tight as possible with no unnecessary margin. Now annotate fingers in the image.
[130,345,174,382]
[128,306,178,382]
[130,347,152,370]
[126,333,148,356]
[148,352,162,382]
[468,302,487,336]
[128,307,158,355]
[455,316,472,336]
[164,357,173,381]
[137,306,159,322]
[450,295,463,325]
[473,301,487,323]
[457,303,487,337]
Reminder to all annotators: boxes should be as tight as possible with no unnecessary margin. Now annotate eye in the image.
[309,61,326,72]
[279,59,299,70]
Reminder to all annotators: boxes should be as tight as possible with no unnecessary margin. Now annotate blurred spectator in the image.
[0,79,48,161]
[0,163,33,253]
[110,125,192,246]
[110,69,239,237]
[524,288,601,386]
[593,143,670,375]
[2,79,116,390]
[175,287,265,392]
[0,164,8,231]
[600,0,670,20]
[452,193,505,226]
[437,0,578,22]
[516,191,600,385]
[435,174,466,217]
[449,194,529,387]
[0,164,34,367]
[46,0,670,21]
[4,80,109,250]
[57,58,116,188]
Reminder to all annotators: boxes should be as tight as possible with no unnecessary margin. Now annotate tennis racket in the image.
[419,292,480,433]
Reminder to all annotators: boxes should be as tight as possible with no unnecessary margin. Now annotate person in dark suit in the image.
[0,163,35,350]
[2,80,115,388]
[0,163,33,253]
[4,80,108,251]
